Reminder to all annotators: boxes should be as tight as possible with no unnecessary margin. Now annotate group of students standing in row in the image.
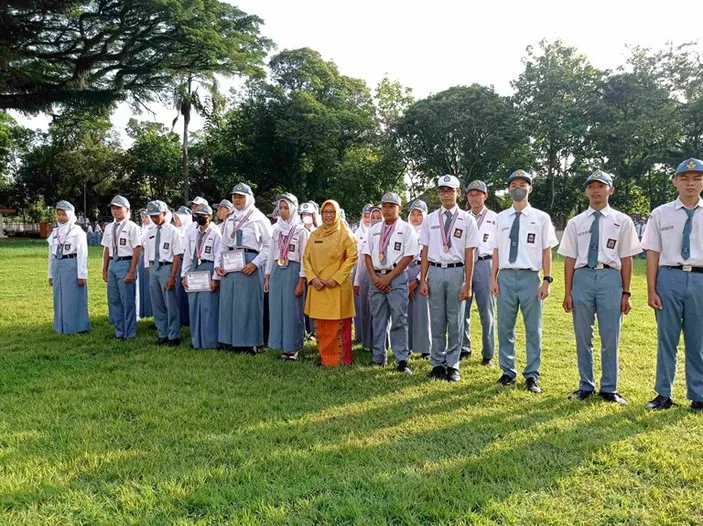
[47,157,703,411]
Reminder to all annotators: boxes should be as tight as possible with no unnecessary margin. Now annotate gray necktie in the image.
[682,208,696,260]
[508,212,521,263]
[154,226,162,265]
[112,222,118,261]
[588,211,601,268]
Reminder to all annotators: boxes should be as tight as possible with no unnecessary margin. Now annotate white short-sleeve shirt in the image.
[48,225,89,279]
[101,219,142,258]
[471,207,499,257]
[641,197,703,267]
[494,204,559,271]
[419,206,480,264]
[362,218,419,270]
[265,224,309,277]
[181,223,223,278]
[220,211,273,269]
[144,223,184,267]
[558,206,642,269]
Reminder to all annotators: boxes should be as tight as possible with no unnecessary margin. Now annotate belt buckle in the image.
[440,263,448,269]
[683,265,693,272]
[594,263,604,270]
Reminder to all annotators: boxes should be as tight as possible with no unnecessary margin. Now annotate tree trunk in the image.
[182,110,190,202]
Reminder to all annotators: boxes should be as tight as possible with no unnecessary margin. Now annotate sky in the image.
[11,0,703,140]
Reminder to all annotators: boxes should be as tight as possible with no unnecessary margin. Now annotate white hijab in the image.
[407,208,426,233]
[56,207,77,237]
[173,211,192,235]
[276,197,300,236]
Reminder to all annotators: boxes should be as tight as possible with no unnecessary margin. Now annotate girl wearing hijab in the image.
[215,182,273,352]
[181,203,223,349]
[264,193,309,360]
[137,209,154,318]
[173,206,193,326]
[353,204,373,350]
[48,200,91,334]
[303,200,358,366]
[406,199,431,358]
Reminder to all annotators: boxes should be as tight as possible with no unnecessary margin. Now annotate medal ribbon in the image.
[229,209,254,244]
[55,225,74,257]
[195,227,211,263]
[439,209,460,249]
[278,226,296,260]
[379,220,397,258]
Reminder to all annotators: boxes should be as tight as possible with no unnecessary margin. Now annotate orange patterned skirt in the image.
[315,318,353,366]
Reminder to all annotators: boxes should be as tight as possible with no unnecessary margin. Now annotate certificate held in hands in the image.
[186,271,211,292]
[222,249,246,273]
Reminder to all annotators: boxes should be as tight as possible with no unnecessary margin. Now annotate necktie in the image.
[508,212,521,263]
[195,230,205,266]
[154,226,162,265]
[587,211,601,268]
[112,222,118,260]
[443,210,452,233]
[236,228,243,246]
[682,208,696,260]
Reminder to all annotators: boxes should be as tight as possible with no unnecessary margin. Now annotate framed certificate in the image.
[222,249,246,272]
[186,271,211,292]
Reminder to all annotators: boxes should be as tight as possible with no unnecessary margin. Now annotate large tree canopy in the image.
[0,0,271,112]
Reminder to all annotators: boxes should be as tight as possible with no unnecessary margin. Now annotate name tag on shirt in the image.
[527,233,536,244]
[288,244,296,252]
[205,246,212,254]
[163,242,170,250]
[607,239,616,249]
[394,242,401,251]
[453,228,463,238]
[119,238,127,246]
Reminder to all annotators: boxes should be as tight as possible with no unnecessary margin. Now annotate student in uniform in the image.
[642,157,703,411]
[353,204,373,350]
[300,202,320,233]
[461,180,498,366]
[215,182,273,353]
[491,170,559,393]
[172,206,192,326]
[137,209,154,318]
[216,200,234,234]
[48,200,91,334]
[363,192,419,374]
[406,199,431,359]
[144,200,183,346]
[419,175,479,382]
[181,203,222,349]
[264,193,309,360]
[93,221,102,245]
[101,195,142,340]
[559,170,641,405]
[86,222,94,246]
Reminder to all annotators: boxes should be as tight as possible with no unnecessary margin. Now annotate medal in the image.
[443,245,450,253]
[198,258,202,266]
[278,258,288,266]
[379,252,385,261]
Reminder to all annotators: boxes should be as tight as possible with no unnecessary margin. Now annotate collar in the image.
[510,204,532,216]
[675,196,703,210]
[440,205,459,215]
[587,205,611,218]
[470,206,486,217]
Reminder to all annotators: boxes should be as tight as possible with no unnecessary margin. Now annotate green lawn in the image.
[0,239,701,525]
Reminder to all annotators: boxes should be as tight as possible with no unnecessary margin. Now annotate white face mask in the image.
[302,215,313,225]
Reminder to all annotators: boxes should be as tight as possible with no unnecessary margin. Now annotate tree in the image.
[1,0,271,112]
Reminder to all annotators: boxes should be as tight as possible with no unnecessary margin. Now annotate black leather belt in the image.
[58,254,77,259]
[150,261,173,266]
[114,256,132,261]
[582,264,612,270]
[666,265,703,273]
[228,247,259,254]
[374,263,399,275]
[429,261,464,269]
[477,255,492,261]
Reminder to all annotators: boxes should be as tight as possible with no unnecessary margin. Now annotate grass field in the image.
[0,238,701,525]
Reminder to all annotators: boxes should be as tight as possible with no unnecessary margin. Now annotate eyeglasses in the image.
[438,188,456,195]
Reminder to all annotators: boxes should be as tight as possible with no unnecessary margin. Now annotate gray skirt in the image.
[52,257,91,334]
[268,260,305,352]
[188,260,219,349]
[218,251,263,347]
[406,261,431,354]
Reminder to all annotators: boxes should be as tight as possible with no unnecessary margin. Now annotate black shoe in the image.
[645,395,673,411]
[370,361,386,367]
[525,378,542,394]
[570,389,594,401]
[396,361,413,376]
[692,401,703,411]
[167,338,181,347]
[481,358,494,367]
[459,351,471,361]
[419,353,430,360]
[156,337,169,345]
[599,391,628,406]
[497,374,516,386]
[445,367,461,382]
[427,365,446,379]
[247,347,259,355]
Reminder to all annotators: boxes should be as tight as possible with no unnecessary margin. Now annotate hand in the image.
[264,276,270,293]
[459,282,472,301]
[102,269,108,283]
[77,278,86,287]
[648,292,662,310]
[166,277,175,290]
[145,267,150,273]
[373,275,390,293]
[324,278,338,288]
[621,294,632,315]
[181,277,188,291]
[242,263,257,275]
[538,281,550,300]
[48,278,53,286]
[210,280,219,292]
[354,285,360,296]
[124,271,136,284]
[490,279,500,297]
[562,295,573,313]
[408,280,418,299]
[310,278,325,291]
[215,266,226,277]
[418,280,429,297]
[294,282,305,297]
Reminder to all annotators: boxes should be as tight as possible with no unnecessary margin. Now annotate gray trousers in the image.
[149,263,181,340]
[462,257,495,359]
[654,267,703,401]
[369,272,410,364]
[428,266,466,369]
[497,269,542,380]
[572,268,622,393]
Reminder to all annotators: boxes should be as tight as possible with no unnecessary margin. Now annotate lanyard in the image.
[55,225,74,256]
[229,209,254,242]
[378,220,397,259]
[112,221,126,256]
[278,226,296,260]
[439,209,460,251]
[474,208,487,231]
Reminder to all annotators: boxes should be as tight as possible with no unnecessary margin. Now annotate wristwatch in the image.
[542,275,554,283]
[622,291,631,297]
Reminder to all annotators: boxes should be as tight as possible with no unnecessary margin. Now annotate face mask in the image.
[302,215,313,225]
[509,187,528,202]
[195,216,208,226]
